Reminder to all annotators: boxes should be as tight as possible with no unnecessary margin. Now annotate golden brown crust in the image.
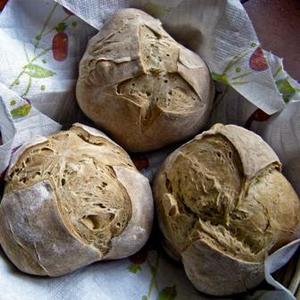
[76,8,214,152]
[0,123,154,276]
[154,124,300,295]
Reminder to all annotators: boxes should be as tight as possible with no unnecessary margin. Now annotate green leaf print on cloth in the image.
[9,2,75,98]
[10,103,31,118]
[157,286,177,300]
[24,63,55,78]
[128,264,142,274]
[127,247,178,300]
[9,99,17,106]
[211,72,228,85]
[276,78,296,103]
[211,43,270,86]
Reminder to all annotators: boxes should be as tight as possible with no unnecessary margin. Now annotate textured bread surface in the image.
[154,123,300,295]
[76,8,214,152]
[0,123,153,276]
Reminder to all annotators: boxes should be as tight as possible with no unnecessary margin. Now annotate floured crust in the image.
[76,8,214,152]
[154,123,300,295]
[0,123,153,276]
[105,167,153,259]
[0,181,100,276]
[182,238,264,296]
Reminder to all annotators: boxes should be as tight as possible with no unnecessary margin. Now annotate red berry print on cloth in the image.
[52,22,68,61]
[249,47,268,71]
[245,108,271,128]
[132,155,150,171]
[0,0,8,11]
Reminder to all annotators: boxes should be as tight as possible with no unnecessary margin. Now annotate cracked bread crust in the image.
[76,8,214,152]
[154,123,300,296]
[0,123,153,276]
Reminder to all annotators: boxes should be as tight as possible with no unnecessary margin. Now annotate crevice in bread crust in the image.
[155,124,300,296]
[160,134,282,263]
[76,8,213,152]
[5,128,133,257]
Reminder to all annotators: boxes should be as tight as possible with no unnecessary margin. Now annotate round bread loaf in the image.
[76,8,214,152]
[153,123,300,296]
[0,123,153,277]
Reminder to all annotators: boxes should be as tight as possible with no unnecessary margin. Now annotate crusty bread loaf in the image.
[76,8,214,152]
[0,123,153,277]
[153,123,300,296]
